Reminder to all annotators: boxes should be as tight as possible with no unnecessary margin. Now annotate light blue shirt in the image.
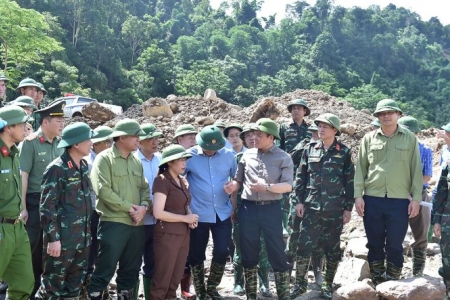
[135,149,161,225]
[186,146,237,223]
[84,150,97,209]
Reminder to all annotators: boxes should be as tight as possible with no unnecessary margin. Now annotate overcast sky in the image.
[210,0,450,25]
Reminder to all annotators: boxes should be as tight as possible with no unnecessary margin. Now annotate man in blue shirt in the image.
[398,116,433,276]
[133,123,162,300]
[186,125,237,300]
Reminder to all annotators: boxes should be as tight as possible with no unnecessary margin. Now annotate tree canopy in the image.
[1,0,449,127]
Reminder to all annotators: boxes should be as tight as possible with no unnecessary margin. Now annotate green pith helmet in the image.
[287,98,311,116]
[37,83,47,95]
[373,99,403,117]
[224,123,243,138]
[15,78,41,92]
[398,116,421,133]
[196,125,226,150]
[91,126,113,144]
[109,119,146,138]
[442,123,450,133]
[172,124,197,143]
[256,118,280,139]
[9,96,38,110]
[0,73,9,82]
[314,113,341,136]
[58,122,97,148]
[0,106,32,126]
[307,123,318,131]
[159,144,192,166]
[371,118,381,127]
[140,123,163,141]
[213,120,227,128]
[0,118,7,129]
[239,123,258,140]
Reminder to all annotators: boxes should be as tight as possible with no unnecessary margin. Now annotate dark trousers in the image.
[89,221,145,293]
[150,230,189,300]
[87,211,100,275]
[188,215,232,266]
[36,248,89,299]
[363,196,409,267]
[25,193,43,299]
[239,200,289,272]
[142,224,155,278]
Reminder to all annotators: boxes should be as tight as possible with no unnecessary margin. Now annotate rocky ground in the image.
[67,89,448,299]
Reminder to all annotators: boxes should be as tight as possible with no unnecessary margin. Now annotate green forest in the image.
[1,0,449,127]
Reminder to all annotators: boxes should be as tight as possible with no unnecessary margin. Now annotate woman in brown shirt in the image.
[150,145,199,300]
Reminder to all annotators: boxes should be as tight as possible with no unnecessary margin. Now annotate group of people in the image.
[1,72,450,300]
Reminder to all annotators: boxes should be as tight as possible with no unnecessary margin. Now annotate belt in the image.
[0,217,20,225]
[243,199,278,206]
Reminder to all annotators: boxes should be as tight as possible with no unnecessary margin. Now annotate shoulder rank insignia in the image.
[1,146,9,157]
[25,132,39,141]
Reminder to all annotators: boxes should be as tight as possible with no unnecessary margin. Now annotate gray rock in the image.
[376,275,445,300]
[345,238,368,259]
[334,258,371,288]
[427,243,441,255]
[333,281,378,300]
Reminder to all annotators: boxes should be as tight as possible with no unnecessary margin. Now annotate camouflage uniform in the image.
[279,120,311,236]
[232,153,271,296]
[433,161,450,295]
[36,151,92,299]
[292,139,354,298]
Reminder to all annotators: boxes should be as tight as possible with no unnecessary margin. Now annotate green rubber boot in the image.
[244,266,258,300]
[191,263,206,300]
[290,256,310,299]
[412,249,426,276]
[258,267,273,297]
[321,259,338,300]
[369,260,386,285]
[233,264,245,295]
[143,277,152,300]
[274,270,290,300]
[385,261,402,281]
[206,262,225,300]
[131,280,139,300]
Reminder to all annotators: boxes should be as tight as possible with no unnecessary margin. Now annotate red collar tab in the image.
[39,135,45,144]
[336,143,340,151]
[68,161,73,169]
[1,146,9,157]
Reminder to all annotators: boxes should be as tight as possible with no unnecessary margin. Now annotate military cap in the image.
[37,83,47,95]
[213,120,227,128]
[140,123,163,141]
[398,116,421,133]
[35,100,65,118]
[224,123,243,138]
[9,96,38,110]
[91,126,113,144]
[159,144,192,166]
[239,123,258,140]
[371,118,381,127]
[307,123,318,131]
[0,73,9,82]
[15,78,41,92]
[109,119,145,138]
[314,113,341,136]
[442,123,450,133]
[58,122,97,148]
[287,98,311,116]
[255,118,280,140]
[196,125,226,151]
[0,106,32,126]
[172,124,197,143]
[373,99,402,117]
[0,118,7,130]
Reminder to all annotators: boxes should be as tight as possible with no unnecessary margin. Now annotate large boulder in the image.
[333,281,378,300]
[82,102,117,122]
[376,275,445,300]
[334,258,371,287]
[142,98,173,118]
[345,237,369,259]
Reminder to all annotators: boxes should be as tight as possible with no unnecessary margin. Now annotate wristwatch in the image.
[265,184,271,192]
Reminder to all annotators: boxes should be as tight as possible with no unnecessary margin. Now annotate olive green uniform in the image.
[0,138,34,299]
